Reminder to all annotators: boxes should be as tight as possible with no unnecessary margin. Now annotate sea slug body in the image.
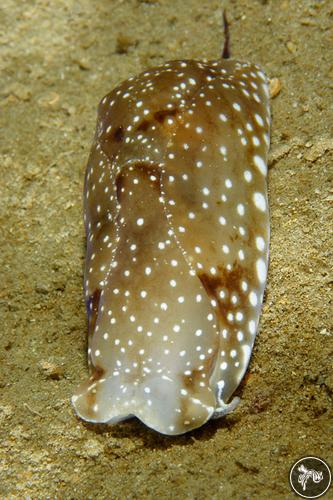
[72,43,271,435]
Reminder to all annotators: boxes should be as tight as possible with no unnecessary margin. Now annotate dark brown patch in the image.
[198,265,245,298]
[183,370,202,390]
[183,369,206,391]
[115,161,162,202]
[178,355,217,428]
[198,263,250,321]
[116,171,125,200]
[136,119,150,132]
[154,108,179,123]
[83,365,106,416]
[90,365,106,382]
[245,224,255,248]
[133,162,161,181]
[87,288,101,337]
[229,233,240,242]
[113,125,124,142]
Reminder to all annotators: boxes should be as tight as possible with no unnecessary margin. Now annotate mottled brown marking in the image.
[178,370,204,427]
[154,108,179,123]
[90,365,105,382]
[136,120,150,132]
[85,365,106,416]
[113,125,124,142]
[116,171,125,200]
[198,263,250,320]
[116,162,162,202]
[244,224,255,248]
[133,162,162,181]
[199,265,245,298]
[87,288,101,337]
[183,370,204,390]
[178,352,217,427]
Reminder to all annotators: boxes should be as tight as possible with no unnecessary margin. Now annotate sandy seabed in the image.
[0,0,332,498]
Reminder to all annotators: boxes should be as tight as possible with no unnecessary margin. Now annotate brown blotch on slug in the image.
[90,365,106,382]
[83,365,106,418]
[116,162,162,202]
[198,264,249,302]
[154,108,179,124]
[113,125,124,142]
[198,263,250,321]
[136,119,151,132]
